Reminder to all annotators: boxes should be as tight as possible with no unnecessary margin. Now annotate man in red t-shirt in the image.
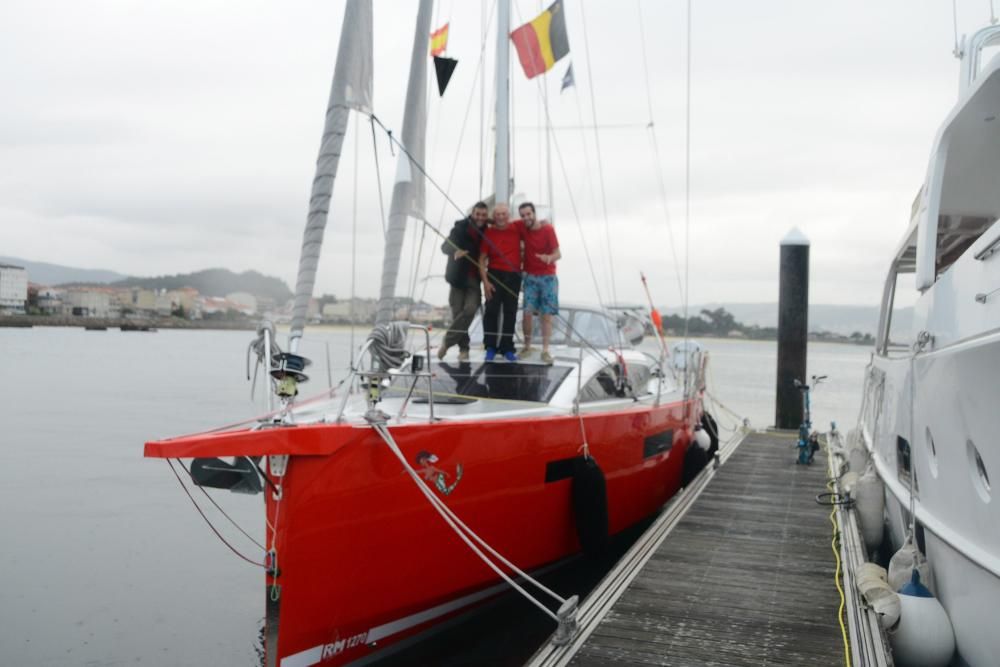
[517,202,561,364]
[478,203,523,361]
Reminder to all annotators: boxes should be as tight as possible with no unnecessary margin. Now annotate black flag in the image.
[560,62,575,92]
[433,56,458,96]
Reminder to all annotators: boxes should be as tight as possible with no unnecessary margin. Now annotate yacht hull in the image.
[864,332,1000,666]
[147,399,697,666]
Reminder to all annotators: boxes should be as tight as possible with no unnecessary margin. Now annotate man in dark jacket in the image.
[439,201,489,361]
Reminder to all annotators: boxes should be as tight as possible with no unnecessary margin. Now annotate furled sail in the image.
[374,0,433,326]
[289,0,373,350]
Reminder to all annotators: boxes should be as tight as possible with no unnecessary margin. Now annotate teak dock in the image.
[529,430,848,666]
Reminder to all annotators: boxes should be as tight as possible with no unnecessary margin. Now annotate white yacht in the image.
[858,24,1000,667]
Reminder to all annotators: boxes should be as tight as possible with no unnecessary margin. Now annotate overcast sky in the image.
[1,0,994,308]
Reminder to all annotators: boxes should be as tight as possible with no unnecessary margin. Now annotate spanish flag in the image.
[510,0,570,79]
[430,23,449,57]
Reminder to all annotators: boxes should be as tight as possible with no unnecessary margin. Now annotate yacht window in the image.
[897,436,912,489]
[625,362,652,395]
[579,366,628,402]
[880,271,916,356]
[935,215,998,275]
[569,310,618,348]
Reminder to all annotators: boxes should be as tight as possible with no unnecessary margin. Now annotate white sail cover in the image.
[374,0,432,325]
[289,0,373,348]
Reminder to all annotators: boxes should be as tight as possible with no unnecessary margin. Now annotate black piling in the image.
[775,228,809,430]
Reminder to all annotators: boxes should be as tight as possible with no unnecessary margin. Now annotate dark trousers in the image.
[483,270,521,353]
[443,283,481,351]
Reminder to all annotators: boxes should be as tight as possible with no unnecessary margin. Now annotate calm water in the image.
[0,327,870,666]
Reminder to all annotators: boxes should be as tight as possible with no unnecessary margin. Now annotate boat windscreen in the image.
[388,362,573,404]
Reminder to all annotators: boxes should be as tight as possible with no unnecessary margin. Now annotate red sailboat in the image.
[145,2,712,665]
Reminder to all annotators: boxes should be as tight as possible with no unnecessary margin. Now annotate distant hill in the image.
[664,302,912,336]
[0,256,127,285]
[111,268,293,303]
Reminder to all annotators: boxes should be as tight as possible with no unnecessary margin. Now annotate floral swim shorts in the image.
[522,274,559,315]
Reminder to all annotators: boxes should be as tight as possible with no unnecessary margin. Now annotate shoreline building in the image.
[0,264,28,314]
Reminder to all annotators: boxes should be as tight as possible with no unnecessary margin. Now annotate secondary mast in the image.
[374,0,433,326]
[494,0,511,205]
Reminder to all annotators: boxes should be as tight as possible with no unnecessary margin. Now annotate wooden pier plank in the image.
[570,432,845,666]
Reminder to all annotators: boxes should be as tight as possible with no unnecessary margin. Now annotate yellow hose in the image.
[828,471,852,667]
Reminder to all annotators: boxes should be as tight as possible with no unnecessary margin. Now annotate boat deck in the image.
[529,430,847,666]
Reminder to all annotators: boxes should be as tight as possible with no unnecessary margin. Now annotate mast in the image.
[544,80,554,220]
[494,0,511,206]
[374,0,433,326]
[289,0,373,351]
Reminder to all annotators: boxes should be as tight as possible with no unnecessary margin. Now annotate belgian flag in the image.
[510,0,570,79]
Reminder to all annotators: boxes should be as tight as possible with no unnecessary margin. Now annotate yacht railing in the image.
[334,324,435,424]
[959,25,1000,94]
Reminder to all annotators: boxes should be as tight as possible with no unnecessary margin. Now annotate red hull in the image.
[146,399,696,666]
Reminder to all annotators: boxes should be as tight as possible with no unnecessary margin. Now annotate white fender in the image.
[856,563,900,630]
[889,571,955,667]
[889,537,932,592]
[694,427,711,451]
[854,468,885,552]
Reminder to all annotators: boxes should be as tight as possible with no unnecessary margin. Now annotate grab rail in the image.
[973,230,1000,261]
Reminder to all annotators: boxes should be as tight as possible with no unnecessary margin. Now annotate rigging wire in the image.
[404,210,424,318]
[480,0,487,199]
[636,0,685,303]
[568,89,598,214]
[578,1,619,306]
[351,113,359,366]
[407,217,428,310]
[532,97,608,309]
[953,0,963,57]
[512,122,650,131]
[682,0,693,396]
[370,116,389,240]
